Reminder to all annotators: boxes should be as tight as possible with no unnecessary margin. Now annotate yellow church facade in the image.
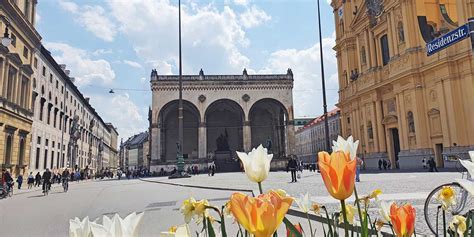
[332,0,474,169]
[0,0,41,176]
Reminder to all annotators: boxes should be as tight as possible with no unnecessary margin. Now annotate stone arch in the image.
[4,133,13,165]
[249,98,289,158]
[158,100,200,161]
[204,99,244,157]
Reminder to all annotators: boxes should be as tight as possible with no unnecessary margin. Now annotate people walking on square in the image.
[16,174,23,190]
[27,172,34,189]
[287,156,298,183]
[429,158,438,172]
[378,159,382,170]
[382,159,387,170]
[35,172,41,187]
[387,160,392,169]
[356,157,363,182]
[422,158,427,169]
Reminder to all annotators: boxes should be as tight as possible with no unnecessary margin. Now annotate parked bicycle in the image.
[1,181,14,198]
[424,154,474,235]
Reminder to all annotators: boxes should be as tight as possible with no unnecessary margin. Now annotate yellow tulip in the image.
[437,186,456,210]
[390,203,416,237]
[449,215,467,236]
[318,151,356,200]
[228,190,293,237]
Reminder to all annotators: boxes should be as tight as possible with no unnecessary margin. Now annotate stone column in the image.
[375,100,386,152]
[198,122,207,159]
[286,120,295,156]
[150,124,161,165]
[243,121,251,152]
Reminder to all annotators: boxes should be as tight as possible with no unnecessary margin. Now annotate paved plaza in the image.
[0,171,464,236]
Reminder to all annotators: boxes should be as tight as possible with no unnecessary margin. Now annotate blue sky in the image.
[36,0,338,140]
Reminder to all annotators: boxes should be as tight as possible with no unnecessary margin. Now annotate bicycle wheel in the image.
[424,182,474,235]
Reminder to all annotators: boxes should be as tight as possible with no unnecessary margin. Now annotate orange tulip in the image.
[229,190,293,237]
[318,151,356,200]
[286,223,303,237]
[390,203,416,237]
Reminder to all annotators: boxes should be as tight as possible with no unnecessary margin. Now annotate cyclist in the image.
[61,168,70,192]
[2,169,13,196]
[42,168,52,194]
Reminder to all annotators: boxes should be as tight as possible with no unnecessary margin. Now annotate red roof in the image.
[296,107,340,133]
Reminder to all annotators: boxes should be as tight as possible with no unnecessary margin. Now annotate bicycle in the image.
[424,155,474,235]
[1,182,13,198]
[62,179,69,192]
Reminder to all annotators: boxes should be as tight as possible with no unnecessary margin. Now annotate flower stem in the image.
[258,182,263,194]
[341,200,350,237]
[353,187,364,233]
[307,213,314,237]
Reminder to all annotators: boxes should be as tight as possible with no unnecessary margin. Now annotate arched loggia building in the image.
[149,69,295,172]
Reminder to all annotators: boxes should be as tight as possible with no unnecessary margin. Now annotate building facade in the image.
[29,45,117,174]
[149,69,295,172]
[294,118,315,131]
[332,0,474,169]
[0,0,41,176]
[295,108,341,163]
[120,131,148,171]
[106,123,119,171]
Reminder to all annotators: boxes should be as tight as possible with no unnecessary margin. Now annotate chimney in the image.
[65,70,70,76]
[85,97,90,103]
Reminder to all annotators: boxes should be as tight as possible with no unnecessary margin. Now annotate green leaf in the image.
[207,217,216,237]
[283,217,303,237]
[465,211,470,237]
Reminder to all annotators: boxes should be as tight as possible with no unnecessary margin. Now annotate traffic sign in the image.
[427,24,470,56]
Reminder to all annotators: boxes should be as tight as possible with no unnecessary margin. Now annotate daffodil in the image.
[449,215,467,236]
[236,145,273,183]
[295,193,312,213]
[160,224,191,237]
[332,136,359,160]
[311,203,322,215]
[180,197,197,223]
[339,204,356,225]
[437,186,456,210]
[194,199,210,217]
[375,219,385,232]
[377,200,393,223]
[369,189,382,199]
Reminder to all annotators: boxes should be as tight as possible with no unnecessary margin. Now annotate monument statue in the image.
[216,130,230,151]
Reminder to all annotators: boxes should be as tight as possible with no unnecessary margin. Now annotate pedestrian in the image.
[42,168,52,193]
[16,174,23,189]
[422,158,427,169]
[211,162,216,176]
[378,159,382,170]
[430,158,439,172]
[287,156,298,183]
[35,172,41,187]
[382,159,387,170]
[27,172,34,189]
[356,157,363,182]
[387,160,392,169]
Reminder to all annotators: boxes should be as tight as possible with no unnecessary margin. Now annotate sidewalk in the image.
[4,179,94,197]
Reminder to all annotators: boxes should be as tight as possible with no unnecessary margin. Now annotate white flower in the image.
[459,151,474,177]
[295,193,311,213]
[376,200,393,223]
[69,217,92,237]
[456,179,474,196]
[236,144,273,183]
[332,136,359,160]
[160,224,191,237]
[90,212,144,237]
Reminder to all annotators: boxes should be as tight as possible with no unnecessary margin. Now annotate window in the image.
[50,73,53,83]
[18,138,25,165]
[4,134,12,165]
[6,66,17,101]
[34,57,38,68]
[35,148,40,169]
[23,46,29,59]
[11,34,16,47]
[380,34,390,66]
[45,139,49,147]
[360,46,367,65]
[52,141,55,149]
[397,22,405,43]
[407,111,415,133]
[367,121,374,139]
[50,150,54,168]
[56,80,58,89]
[37,136,41,144]
[43,149,48,169]
[39,98,45,121]
[20,77,29,108]
[42,66,46,76]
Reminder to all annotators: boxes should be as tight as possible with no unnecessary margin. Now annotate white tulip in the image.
[331,136,359,160]
[376,199,393,223]
[69,217,92,237]
[160,224,191,237]
[295,193,311,213]
[456,179,474,197]
[90,212,144,237]
[459,159,474,178]
[469,151,474,162]
[236,144,273,183]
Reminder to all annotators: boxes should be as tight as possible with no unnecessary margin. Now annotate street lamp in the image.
[316,0,331,151]
[0,16,12,47]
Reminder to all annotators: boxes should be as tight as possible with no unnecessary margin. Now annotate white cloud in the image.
[44,42,116,86]
[239,5,271,28]
[259,34,339,117]
[234,0,249,6]
[106,0,251,74]
[92,49,113,56]
[59,0,117,42]
[123,60,143,69]
[88,93,147,140]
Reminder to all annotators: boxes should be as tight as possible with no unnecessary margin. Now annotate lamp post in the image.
[317,0,331,151]
[0,15,12,47]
